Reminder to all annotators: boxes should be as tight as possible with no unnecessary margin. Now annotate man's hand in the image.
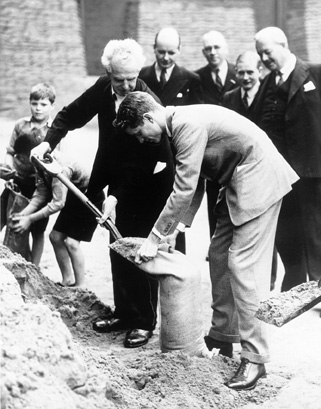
[30,142,51,160]
[11,214,32,233]
[97,196,117,225]
[135,231,161,264]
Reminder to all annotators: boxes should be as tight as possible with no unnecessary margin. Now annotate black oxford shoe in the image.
[92,318,129,333]
[124,329,153,348]
[225,358,266,390]
[204,335,233,358]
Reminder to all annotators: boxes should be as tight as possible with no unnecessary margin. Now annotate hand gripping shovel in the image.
[30,154,122,241]
[31,154,208,356]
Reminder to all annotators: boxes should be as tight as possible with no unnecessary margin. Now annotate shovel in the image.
[255,280,321,327]
[30,154,122,241]
[31,154,207,355]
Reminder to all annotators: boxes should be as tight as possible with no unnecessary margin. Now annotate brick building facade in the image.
[1,0,320,118]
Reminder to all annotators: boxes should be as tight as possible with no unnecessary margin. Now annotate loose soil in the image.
[1,117,321,408]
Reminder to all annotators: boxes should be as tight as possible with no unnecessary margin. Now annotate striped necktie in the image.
[242,91,248,108]
[215,69,223,90]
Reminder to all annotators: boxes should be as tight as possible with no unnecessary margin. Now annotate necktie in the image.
[160,68,167,89]
[215,69,223,90]
[277,71,284,86]
[242,91,248,108]
[111,93,117,114]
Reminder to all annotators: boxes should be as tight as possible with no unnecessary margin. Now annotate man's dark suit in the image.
[139,63,203,106]
[195,62,237,105]
[195,62,238,238]
[44,75,174,330]
[222,86,259,121]
[254,58,321,290]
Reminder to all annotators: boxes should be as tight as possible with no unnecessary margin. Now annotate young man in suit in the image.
[139,27,203,253]
[31,39,175,349]
[254,26,321,291]
[222,51,263,120]
[113,91,298,390]
[195,31,238,243]
[139,27,203,107]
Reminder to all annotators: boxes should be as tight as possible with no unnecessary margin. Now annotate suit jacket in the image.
[195,62,237,105]
[152,105,298,235]
[139,63,203,106]
[254,58,321,177]
[44,76,162,199]
[222,86,260,121]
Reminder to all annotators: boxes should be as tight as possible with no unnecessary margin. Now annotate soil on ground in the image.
[1,116,321,409]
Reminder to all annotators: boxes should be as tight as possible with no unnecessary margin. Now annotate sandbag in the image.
[110,237,208,356]
[3,181,31,261]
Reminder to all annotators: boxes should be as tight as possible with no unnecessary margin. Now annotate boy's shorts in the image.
[52,190,104,242]
[31,217,49,234]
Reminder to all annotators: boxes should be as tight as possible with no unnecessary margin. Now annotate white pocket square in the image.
[153,161,166,174]
[177,92,183,98]
[304,81,316,92]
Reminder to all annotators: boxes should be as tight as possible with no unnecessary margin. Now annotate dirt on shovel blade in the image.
[255,280,321,327]
[109,237,144,263]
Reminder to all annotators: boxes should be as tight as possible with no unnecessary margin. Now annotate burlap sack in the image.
[110,237,207,356]
[3,181,31,261]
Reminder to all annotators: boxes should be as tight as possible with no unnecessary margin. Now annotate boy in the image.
[3,83,56,265]
[11,151,101,287]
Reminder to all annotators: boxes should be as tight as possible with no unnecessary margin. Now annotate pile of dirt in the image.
[0,245,292,409]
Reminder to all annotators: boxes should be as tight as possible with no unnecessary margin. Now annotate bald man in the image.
[139,27,203,106]
[195,31,238,245]
[253,26,321,291]
[139,27,203,254]
[195,30,238,105]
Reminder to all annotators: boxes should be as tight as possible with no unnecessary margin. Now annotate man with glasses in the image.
[195,30,238,256]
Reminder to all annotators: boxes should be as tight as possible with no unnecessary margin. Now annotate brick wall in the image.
[288,0,321,62]
[137,0,257,71]
[0,0,87,118]
[1,0,320,119]
[137,0,321,71]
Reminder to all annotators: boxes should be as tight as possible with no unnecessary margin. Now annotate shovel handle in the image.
[31,154,122,241]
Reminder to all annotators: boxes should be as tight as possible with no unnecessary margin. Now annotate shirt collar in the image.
[155,63,175,81]
[279,53,296,82]
[111,87,126,112]
[165,106,175,137]
[241,81,260,99]
[211,59,228,84]
[30,116,53,127]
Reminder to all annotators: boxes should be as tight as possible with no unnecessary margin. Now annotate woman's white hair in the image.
[101,38,146,72]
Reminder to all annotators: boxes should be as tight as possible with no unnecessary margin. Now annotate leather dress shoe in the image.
[225,358,266,390]
[124,329,153,348]
[204,335,233,358]
[92,318,128,333]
